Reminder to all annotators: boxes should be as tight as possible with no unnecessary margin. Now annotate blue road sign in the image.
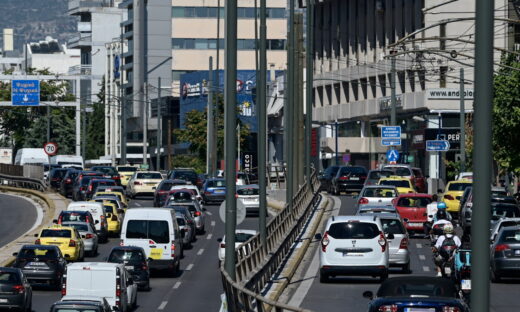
[426,140,450,152]
[381,126,401,138]
[11,80,40,106]
[381,138,402,146]
[386,149,400,162]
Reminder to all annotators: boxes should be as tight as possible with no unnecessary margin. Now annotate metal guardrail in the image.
[0,173,46,192]
[221,169,320,312]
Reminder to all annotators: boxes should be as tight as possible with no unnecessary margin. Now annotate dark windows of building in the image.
[440,66,448,88]
[171,38,286,50]
[172,7,285,19]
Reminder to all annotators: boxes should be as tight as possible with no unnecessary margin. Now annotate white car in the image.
[237,185,260,215]
[170,184,203,205]
[318,215,389,282]
[218,229,258,263]
[490,217,520,243]
[356,185,399,210]
[126,171,163,198]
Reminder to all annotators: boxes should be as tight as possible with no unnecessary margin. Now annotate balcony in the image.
[68,33,92,48]
[68,0,116,14]
[68,64,92,75]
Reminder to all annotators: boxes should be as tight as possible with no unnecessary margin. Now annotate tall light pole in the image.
[459,68,466,172]
[258,0,267,245]
[305,0,314,181]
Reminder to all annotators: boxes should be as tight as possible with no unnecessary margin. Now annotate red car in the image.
[394,193,433,234]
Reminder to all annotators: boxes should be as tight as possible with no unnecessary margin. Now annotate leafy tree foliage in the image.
[86,78,106,160]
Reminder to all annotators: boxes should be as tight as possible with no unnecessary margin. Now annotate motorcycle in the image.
[454,249,471,306]
[433,243,457,278]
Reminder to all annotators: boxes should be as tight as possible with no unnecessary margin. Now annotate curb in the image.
[0,186,57,267]
[266,193,331,305]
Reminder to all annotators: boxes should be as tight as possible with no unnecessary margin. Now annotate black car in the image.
[85,179,117,200]
[12,245,66,289]
[330,166,368,195]
[363,276,469,312]
[0,267,32,312]
[318,165,340,192]
[72,175,103,201]
[167,168,199,187]
[107,246,150,290]
[49,168,71,190]
[59,169,81,198]
[91,166,122,186]
[153,179,190,207]
[50,297,112,312]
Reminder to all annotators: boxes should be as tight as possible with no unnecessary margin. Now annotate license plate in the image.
[350,177,359,180]
[214,190,225,193]
[149,248,163,260]
[404,309,435,312]
[343,252,363,257]
[29,262,46,266]
[461,279,471,290]
[408,222,423,227]
[445,267,451,275]
[125,265,134,270]
[0,299,7,303]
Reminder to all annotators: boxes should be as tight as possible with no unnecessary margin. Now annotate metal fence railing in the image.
[221,169,320,312]
[0,173,46,192]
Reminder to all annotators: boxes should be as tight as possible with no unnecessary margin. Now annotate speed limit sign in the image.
[44,142,58,156]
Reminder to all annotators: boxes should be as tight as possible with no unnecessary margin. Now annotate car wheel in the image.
[319,271,330,283]
[401,262,411,274]
[491,269,501,283]
[379,271,389,282]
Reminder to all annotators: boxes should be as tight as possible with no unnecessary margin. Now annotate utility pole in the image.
[46,105,51,142]
[237,124,241,171]
[305,0,314,182]
[223,0,238,281]
[143,82,148,166]
[459,68,466,172]
[258,0,267,245]
[286,0,295,210]
[471,0,493,309]
[390,53,397,126]
[167,119,172,170]
[156,77,162,170]
[335,120,339,165]
[82,104,86,159]
[120,25,127,165]
[207,57,215,176]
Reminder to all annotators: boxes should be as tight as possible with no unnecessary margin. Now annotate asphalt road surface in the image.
[27,196,266,312]
[0,193,38,248]
[288,195,520,312]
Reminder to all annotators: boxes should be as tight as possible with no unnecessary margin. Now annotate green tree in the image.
[86,77,106,160]
[492,53,520,175]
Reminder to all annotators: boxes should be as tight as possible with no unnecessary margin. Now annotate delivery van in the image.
[14,148,49,165]
[67,202,109,243]
[120,208,182,274]
[62,262,137,312]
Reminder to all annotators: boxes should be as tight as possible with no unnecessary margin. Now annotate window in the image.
[126,220,170,244]
[237,188,259,196]
[381,219,405,235]
[172,38,285,50]
[328,222,379,239]
[0,272,20,283]
[172,7,185,17]
[108,250,145,264]
[136,172,162,179]
[447,183,471,191]
[208,180,226,187]
[172,6,283,19]
[269,39,286,50]
[40,229,72,238]
[235,232,255,242]
[380,180,411,188]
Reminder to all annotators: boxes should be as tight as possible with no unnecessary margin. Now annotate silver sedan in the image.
[62,221,99,257]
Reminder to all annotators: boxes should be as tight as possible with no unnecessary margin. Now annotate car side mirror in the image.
[34,234,39,237]
[147,257,153,262]
[95,220,100,224]
[52,219,58,224]
[152,187,157,190]
[314,233,322,240]
[386,233,395,240]
[12,252,18,257]
[363,291,374,300]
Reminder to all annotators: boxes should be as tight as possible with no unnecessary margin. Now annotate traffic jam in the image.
[317,164,520,311]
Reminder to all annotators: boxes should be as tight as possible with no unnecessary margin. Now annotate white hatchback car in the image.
[218,229,258,263]
[318,215,389,283]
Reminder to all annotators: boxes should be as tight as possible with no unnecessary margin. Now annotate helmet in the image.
[437,202,447,209]
[443,224,454,234]
[436,209,447,220]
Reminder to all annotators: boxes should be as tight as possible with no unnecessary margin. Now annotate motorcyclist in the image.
[433,202,452,222]
[432,223,461,277]
[424,200,452,235]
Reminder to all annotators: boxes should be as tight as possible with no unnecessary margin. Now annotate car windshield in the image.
[61,212,88,222]
[169,192,194,202]
[41,229,72,238]
[108,249,144,264]
[368,170,393,180]
[136,172,162,179]
[448,183,472,191]
[118,166,137,172]
[337,166,366,176]
[236,232,255,243]
[381,219,406,235]
[397,197,431,208]
[0,271,20,284]
[362,188,397,198]
[377,278,458,298]
[499,229,520,243]
[327,222,379,239]
[380,180,411,188]
[208,180,226,187]
[18,248,59,259]
[237,188,259,196]
[491,205,520,220]
[63,223,89,232]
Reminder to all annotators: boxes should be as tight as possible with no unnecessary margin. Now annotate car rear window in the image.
[377,279,457,297]
[237,188,259,196]
[118,166,137,172]
[327,222,379,239]
[380,180,411,188]
[51,169,68,178]
[368,170,393,180]
[64,223,89,232]
[19,248,59,259]
[93,167,117,174]
[136,172,162,179]
[381,219,406,234]
[172,171,197,180]
[337,166,366,176]
[0,271,20,284]
[448,183,472,191]
[54,308,101,312]
[103,205,115,214]
[362,188,397,198]
[208,180,226,187]
[159,182,174,191]
[397,197,431,208]
[108,249,144,264]
[126,220,169,243]
[499,229,520,243]
[41,229,72,238]
[236,233,255,243]
[61,212,88,222]
[492,205,520,220]
[392,168,412,176]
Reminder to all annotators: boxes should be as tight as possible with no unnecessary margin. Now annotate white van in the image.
[67,202,109,243]
[121,208,182,274]
[14,148,49,166]
[51,155,84,169]
[62,262,137,312]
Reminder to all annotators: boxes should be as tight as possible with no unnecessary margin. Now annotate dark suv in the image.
[91,166,122,185]
[319,165,340,192]
[49,168,71,190]
[59,170,80,198]
[85,179,117,200]
[167,168,199,187]
[330,166,368,195]
[107,246,150,290]
[12,245,66,289]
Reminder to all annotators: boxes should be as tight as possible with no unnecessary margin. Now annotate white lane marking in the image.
[419,254,426,261]
[185,263,194,271]
[206,234,213,240]
[158,301,168,310]
[173,282,181,289]
[211,221,216,226]
[134,202,142,207]
[416,243,423,249]
[422,266,430,272]
[206,211,213,216]
[197,248,205,255]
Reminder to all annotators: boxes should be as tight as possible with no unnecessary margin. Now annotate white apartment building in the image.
[312,0,511,179]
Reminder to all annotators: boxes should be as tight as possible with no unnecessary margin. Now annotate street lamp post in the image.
[335,120,339,165]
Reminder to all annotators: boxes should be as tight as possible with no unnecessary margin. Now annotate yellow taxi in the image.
[102,202,121,234]
[35,224,84,261]
[442,179,472,214]
[91,197,125,213]
[94,191,129,208]
[378,176,417,194]
[116,165,139,187]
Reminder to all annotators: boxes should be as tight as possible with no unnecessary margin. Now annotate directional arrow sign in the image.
[381,138,402,146]
[426,140,450,152]
[386,149,400,162]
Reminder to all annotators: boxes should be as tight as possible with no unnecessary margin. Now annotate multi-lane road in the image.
[0,193,39,248]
